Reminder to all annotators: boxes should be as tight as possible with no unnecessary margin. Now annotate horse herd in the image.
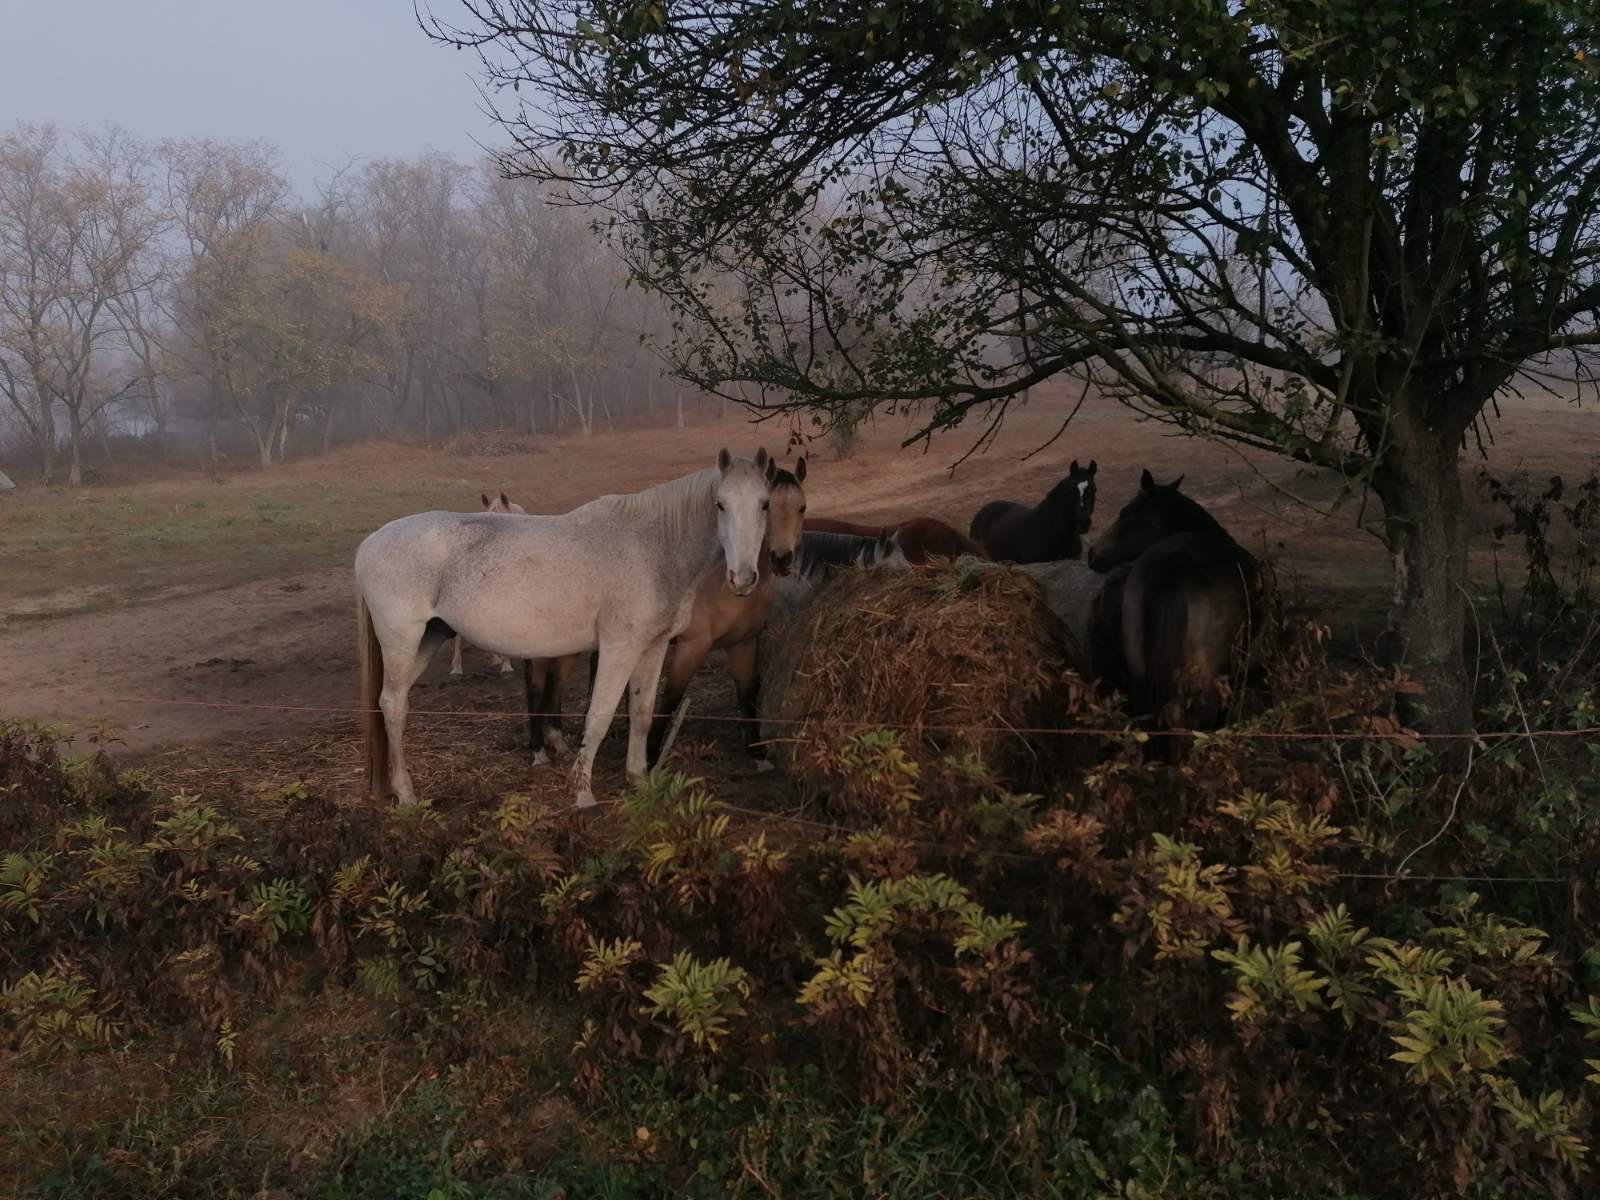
[354,449,1257,809]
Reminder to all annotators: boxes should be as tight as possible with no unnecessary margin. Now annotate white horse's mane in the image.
[577,461,761,546]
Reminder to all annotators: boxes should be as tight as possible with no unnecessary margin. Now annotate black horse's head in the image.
[1067,459,1097,533]
[1043,458,1098,534]
[1087,468,1215,572]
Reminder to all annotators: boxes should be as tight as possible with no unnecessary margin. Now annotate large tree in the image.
[428,0,1600,730]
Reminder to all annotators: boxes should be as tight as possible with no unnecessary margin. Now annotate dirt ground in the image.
[2,383,1598,796]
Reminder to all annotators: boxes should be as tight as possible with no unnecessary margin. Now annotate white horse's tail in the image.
[358,591,389,798]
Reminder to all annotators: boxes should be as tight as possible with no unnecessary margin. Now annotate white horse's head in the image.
[715,447,773,597]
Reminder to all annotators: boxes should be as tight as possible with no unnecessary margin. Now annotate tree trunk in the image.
[1372,422,1472,734]
[276,401,292,460]
[36,391,57,484]
[321,402,338,454]
[676,390,685,430]
[67,410,84,487]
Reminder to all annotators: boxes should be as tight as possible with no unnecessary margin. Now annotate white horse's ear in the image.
[765,455,778,483]
[754,446,769,471]
[794,456,807,483]
[1140,468,1155,492]
[481,493,491,509]
[500,492,510,509]
[717,447,731,473]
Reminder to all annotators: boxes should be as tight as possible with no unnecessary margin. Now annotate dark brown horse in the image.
[969,460,1097,563]
[1087,470,1257,731]
[802,515,985,563]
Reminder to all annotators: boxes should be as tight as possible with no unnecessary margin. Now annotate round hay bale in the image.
[759,561,1115,793]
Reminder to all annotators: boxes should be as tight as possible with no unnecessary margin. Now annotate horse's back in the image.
[898,516,985,563]
[804,516,885,539]
[969,500,1019,542]
[1126,532,1255,726]
[975,502,1083,564]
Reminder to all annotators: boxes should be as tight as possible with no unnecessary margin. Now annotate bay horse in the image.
[356,449,774,808]
[1086,469,1257,731]
[802,515,984,563]
[524,458,809,770]
[969,459,1097,563]
[449,492,524,679]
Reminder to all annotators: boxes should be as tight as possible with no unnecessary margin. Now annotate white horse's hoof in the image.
[547,732,570,756]
[573,791,598,810]
[449,667,463,678]
[532,749,549,767]
[498,662,514,675]
[752,759,775,774]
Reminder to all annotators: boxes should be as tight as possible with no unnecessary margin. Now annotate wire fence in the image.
[82,692,1600,744]
[18,691,1579,889]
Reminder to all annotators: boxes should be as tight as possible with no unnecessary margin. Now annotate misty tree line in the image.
[0,122,696,485]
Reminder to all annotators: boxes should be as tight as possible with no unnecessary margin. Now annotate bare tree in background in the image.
[0,124,164,485]
[0,124,69,481]
[1,122,706,481]
[160,137,291,467]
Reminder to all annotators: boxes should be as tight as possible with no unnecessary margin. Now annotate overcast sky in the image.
[0,1,502,191]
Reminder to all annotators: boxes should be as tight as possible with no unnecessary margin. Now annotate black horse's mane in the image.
[1152,486,1235,544]
[795,529,888,578]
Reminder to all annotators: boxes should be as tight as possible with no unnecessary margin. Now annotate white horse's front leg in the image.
[625,635,672,779]
[569,642,638,809]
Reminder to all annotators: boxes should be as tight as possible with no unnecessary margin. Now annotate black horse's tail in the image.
[1142,569,1192,731]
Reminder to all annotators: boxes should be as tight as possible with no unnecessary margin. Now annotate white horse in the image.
[449,492,524,679]
[356,449,773,808]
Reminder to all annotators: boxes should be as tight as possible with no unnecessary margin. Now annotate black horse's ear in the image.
[481,493,491,509]
[794,456,807,483]
[1169,474,1185,490]
[1070,459,1079,473]
[1088,459,1097,475]
[1139,468,1156,492]
[717,447,731,472]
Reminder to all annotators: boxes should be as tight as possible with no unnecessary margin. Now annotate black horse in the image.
[1087,470,1257,732]
[969,459,1097,563]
